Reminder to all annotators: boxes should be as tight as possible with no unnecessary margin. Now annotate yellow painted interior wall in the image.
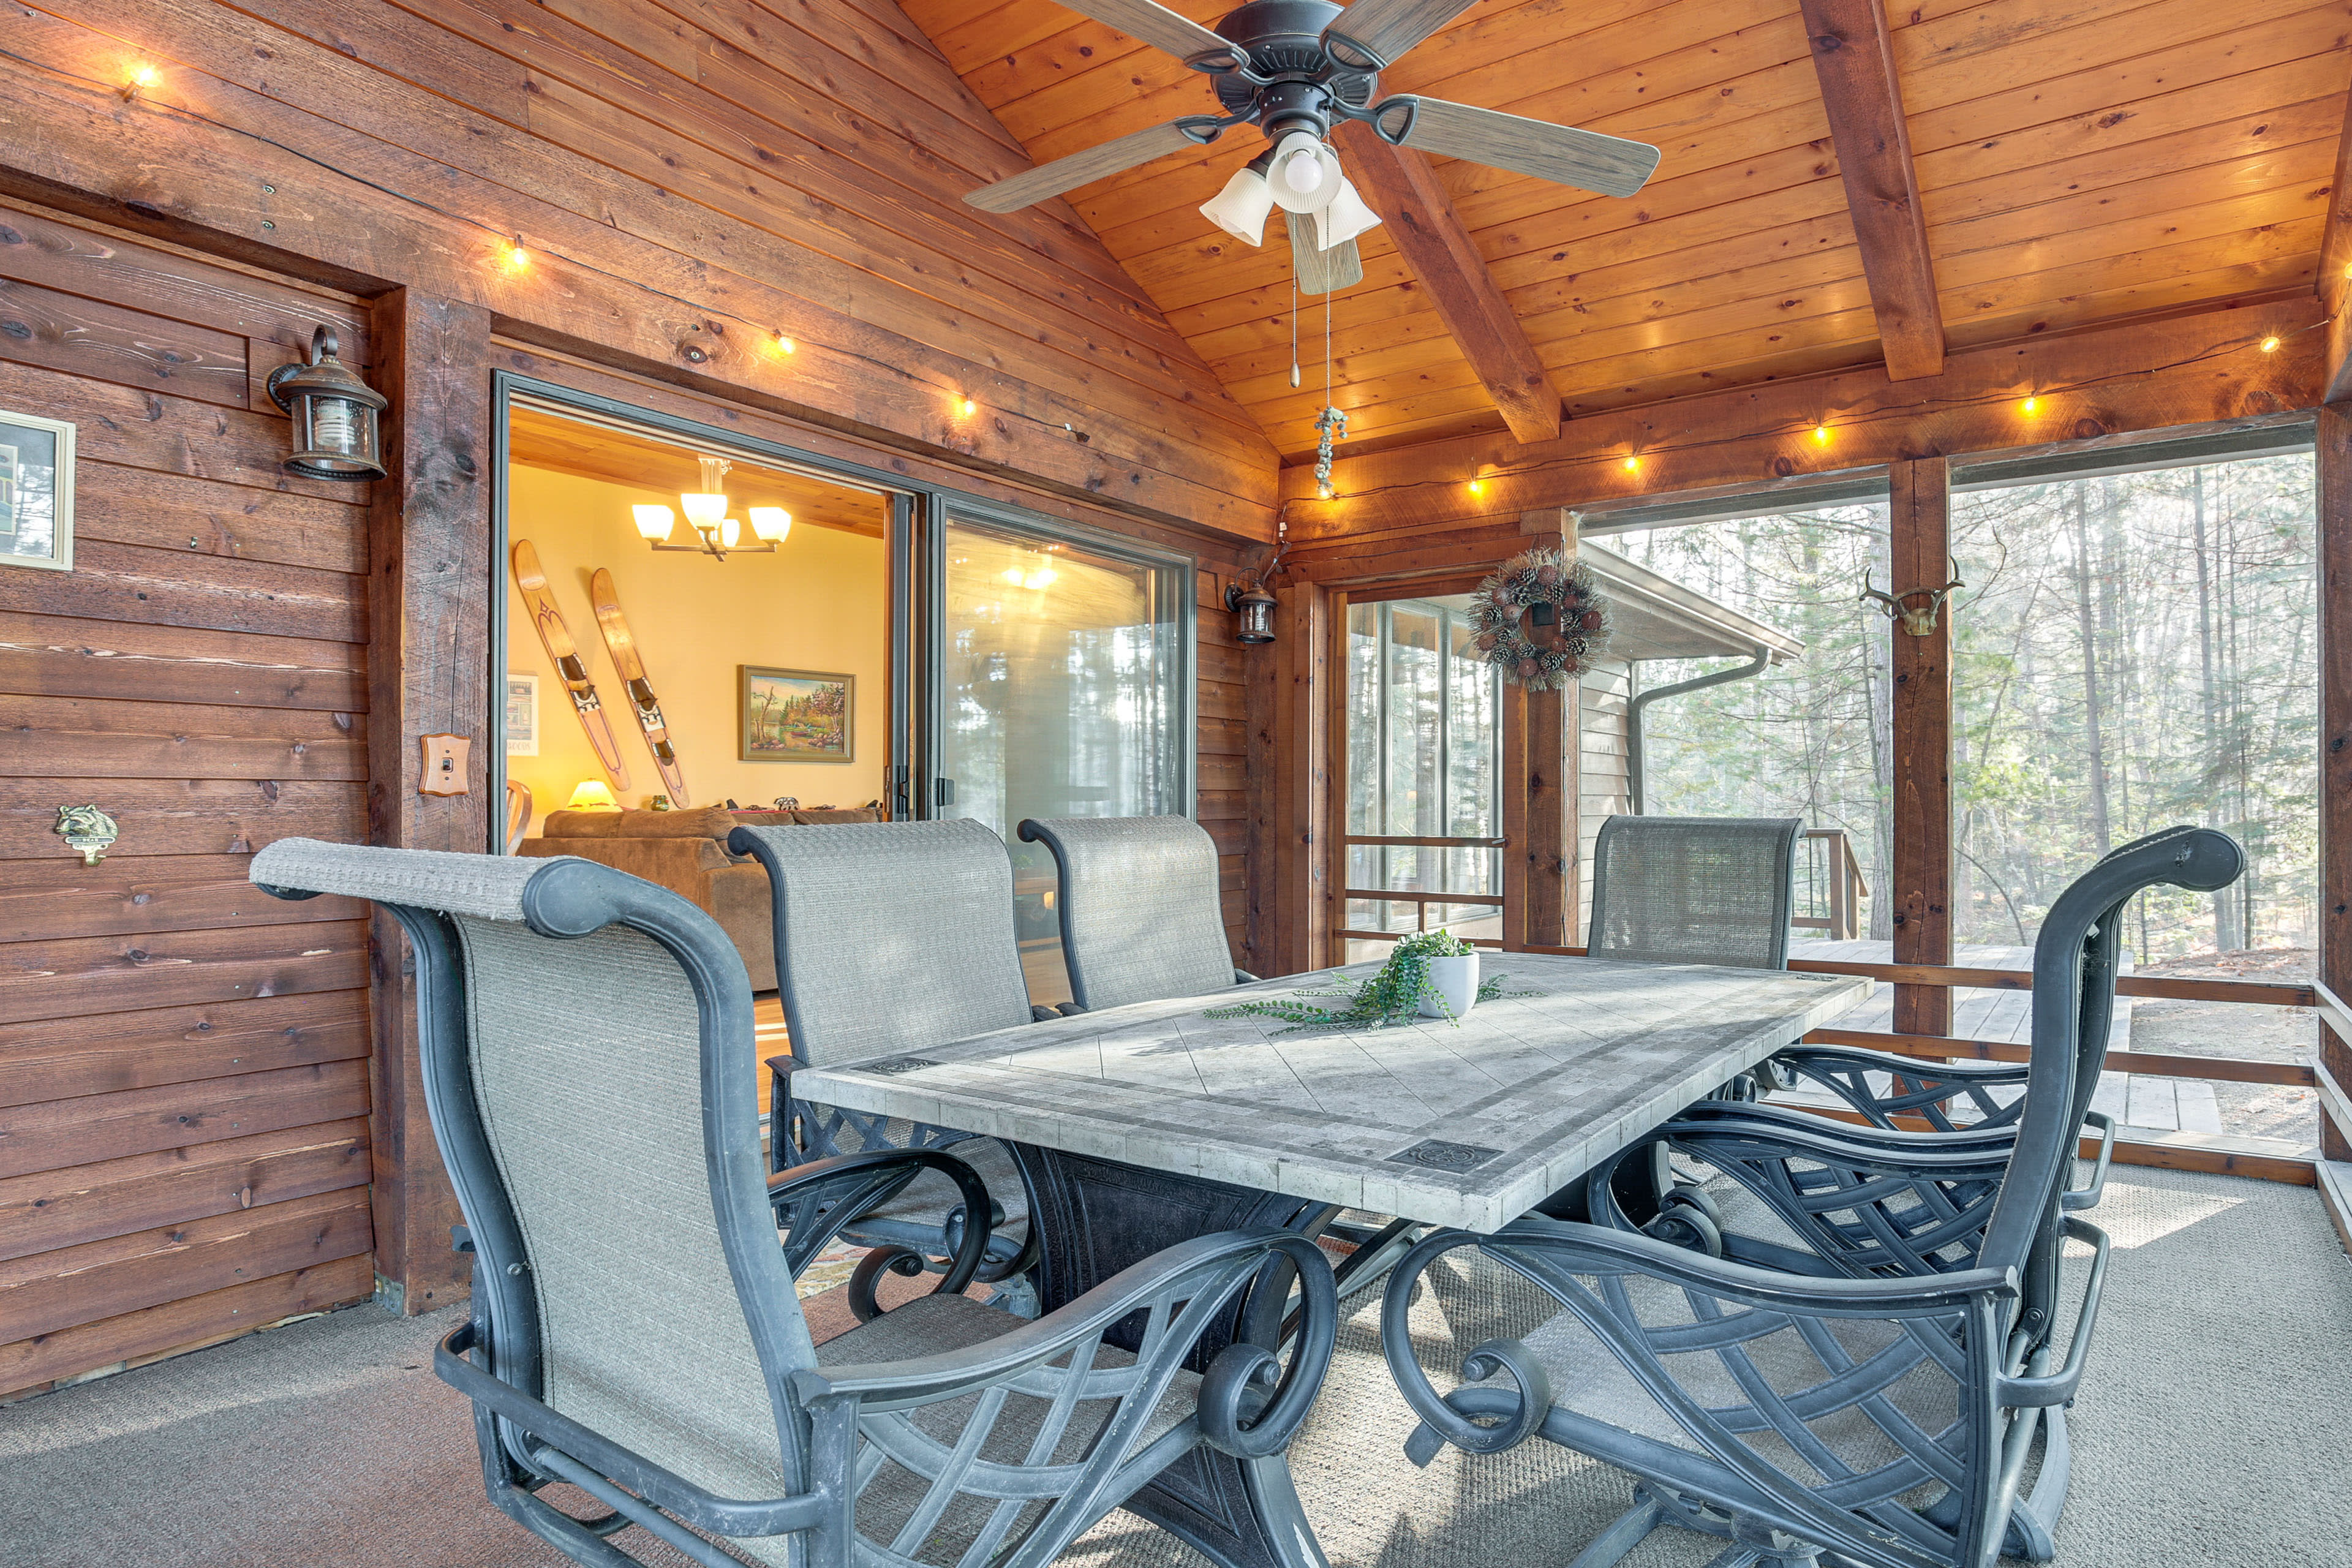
[504,462,889,834]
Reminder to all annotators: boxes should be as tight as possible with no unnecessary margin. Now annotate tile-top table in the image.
[791,952,1869,1568]
[795,952,1871,1234]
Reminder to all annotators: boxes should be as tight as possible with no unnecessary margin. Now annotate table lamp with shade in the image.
[566,780,620,812]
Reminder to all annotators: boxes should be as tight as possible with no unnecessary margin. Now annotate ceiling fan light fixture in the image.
[1267,131,1341,214]
[1314,178,1382,251]
[1200,165,1275,246]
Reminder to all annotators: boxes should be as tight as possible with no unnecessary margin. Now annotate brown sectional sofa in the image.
[519,804,882,990]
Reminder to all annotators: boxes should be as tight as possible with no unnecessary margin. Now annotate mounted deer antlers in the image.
[1862,573,1964,636]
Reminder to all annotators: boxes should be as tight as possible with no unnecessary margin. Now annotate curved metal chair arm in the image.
[1996,1216,2110,1409]
[1768,1042,2031,1131]
[2061,1112,2117,1213]
[1233,968,1259,983]
[796,1227,1336,1442]
[436,1315,831,1542]
[768,1147,993,1296]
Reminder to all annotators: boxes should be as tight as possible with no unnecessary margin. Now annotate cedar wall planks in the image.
[0,201,377,1399]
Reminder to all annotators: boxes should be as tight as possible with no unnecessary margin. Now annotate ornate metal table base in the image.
[1010,1144,1337,1568]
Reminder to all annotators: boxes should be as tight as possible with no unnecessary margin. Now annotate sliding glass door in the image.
[934,507,1193,1002]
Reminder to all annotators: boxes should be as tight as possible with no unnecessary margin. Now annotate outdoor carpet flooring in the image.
[3,1166,2347,1567]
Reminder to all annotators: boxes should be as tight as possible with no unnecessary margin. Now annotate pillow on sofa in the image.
[541,809,625,839]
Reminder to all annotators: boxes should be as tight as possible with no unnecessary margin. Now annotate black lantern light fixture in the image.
[266,325,387,482]
[1224,517,1288,646]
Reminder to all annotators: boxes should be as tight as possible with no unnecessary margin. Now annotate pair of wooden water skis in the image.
[508,541,691,805]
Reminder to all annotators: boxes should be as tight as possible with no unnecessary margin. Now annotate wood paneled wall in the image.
[0,0,1276,541]
[0,200,377,1399]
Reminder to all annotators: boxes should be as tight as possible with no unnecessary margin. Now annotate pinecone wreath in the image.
[1469,547,1611,691]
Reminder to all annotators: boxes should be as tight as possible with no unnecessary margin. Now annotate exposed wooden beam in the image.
[1281,297,2324,537]
[1797,0,1944,381]
[1336,121,1562,444]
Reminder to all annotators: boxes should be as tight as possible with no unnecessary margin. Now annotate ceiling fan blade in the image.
[1321,0,1481,70]
[1373,96,1660,198]
[965,120,1204,213]
[1287,212,1364,296]
[1052,0,1237,65]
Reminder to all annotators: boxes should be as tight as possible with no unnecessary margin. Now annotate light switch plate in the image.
[420,734,472,796]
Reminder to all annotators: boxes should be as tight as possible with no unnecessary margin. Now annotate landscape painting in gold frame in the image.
[739,666,853,763]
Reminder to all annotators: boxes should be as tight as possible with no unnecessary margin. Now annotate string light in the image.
[1622,455,1640,473]
[774,331,795,354]
[960,397,978,416]
[2019,394,2039,416]
[2260,336,2280,353]
[1317,483,1335,500]
[1811,422,1830,445]
[501,236,530,271]
[1466,478,1485,497]
[121,64,159,101]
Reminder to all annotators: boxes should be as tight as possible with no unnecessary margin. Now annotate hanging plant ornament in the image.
[1469,546,1612,691]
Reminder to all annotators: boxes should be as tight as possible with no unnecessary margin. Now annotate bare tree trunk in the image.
[2069,488,2114,854]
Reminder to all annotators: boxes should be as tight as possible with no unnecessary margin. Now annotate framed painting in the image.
[739,666,853,763]
[0,409,75,573]
[504,673,540,756]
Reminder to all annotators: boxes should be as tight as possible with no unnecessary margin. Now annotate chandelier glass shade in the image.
[636,456,790,560]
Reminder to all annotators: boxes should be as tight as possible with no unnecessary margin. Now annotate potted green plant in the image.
[1408,929,1480,1019]
[1206,927,1509,1032]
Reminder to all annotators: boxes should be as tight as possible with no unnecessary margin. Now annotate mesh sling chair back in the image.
[729,817,1050,1319]
[1015,815,1254,1011]
[249,838,1338,1568]
[1381,826,2243,1568]
[1586,815,1805,970]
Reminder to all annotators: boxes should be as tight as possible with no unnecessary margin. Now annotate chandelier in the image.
[632,456,791,560]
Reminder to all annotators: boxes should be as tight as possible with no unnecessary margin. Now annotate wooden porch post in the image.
[2315,405,2352,1164]
[1888,458,1954,1036]
[1502,510,1580,949]
[364,288,494,1313]
[1248,580,1332,976]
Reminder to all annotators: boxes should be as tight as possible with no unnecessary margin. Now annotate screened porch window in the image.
[1342,597,1502,961]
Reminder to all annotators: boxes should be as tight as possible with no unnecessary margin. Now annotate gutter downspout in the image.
[1627,644,1773,813]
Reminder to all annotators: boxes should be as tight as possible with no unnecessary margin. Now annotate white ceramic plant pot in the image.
[1418,953,1480,1019]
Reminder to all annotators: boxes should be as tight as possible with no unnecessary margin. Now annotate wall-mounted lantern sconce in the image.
[266,326,387,482]
[1862,574,1964,636]
[1226,580,1277,644]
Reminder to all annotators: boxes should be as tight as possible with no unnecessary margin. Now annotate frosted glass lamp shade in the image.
[567,780,619,810]
[1314,178,1382,250]
[1199,167,1275,246]
[720,516,742,549]
[748,506,793,543]
[681,491,728,529]
[632,504,677,541]
[1268,132,1341,214]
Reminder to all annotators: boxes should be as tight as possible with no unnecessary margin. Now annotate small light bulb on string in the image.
[2019,394,2039,416]
[1317,482,1335,501]
[1467,479,1485,497]
[1622,455,1640,473]
[2260,336,2280,353]
[1811,422,1830,445]
[960,397,978,416]
[774,331,795,355]
[123,64,160,102]
[502,236,530,272]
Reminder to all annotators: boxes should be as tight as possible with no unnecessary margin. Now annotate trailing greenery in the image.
[1205,929,1526,1033]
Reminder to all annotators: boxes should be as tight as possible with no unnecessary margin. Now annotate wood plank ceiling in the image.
[901,0,2350,463]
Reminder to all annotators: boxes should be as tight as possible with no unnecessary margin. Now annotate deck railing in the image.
[1793,828,1866,941]
[1516,941,2339,1202]
[1335,833,1506,949]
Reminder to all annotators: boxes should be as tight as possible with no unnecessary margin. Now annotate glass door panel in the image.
[938,513,1190,1003]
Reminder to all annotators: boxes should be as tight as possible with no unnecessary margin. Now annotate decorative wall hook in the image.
[55,804,119,865]
[1862,574,1964,636]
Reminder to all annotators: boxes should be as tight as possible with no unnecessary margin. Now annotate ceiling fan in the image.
[963,0,1663,293]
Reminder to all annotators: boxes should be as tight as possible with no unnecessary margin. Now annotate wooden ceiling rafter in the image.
[1333,121,1562,443]
[1797,0,1945,380]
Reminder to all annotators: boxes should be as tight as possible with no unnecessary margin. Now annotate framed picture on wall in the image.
[739,666,853,763]
[0,409,75,573]
[505,673,540,756]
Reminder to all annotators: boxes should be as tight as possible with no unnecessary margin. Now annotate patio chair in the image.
[1382,825,2243,1568]
[729,817,1052,1319]
[1016,815,1257,1010]
[1586,813,1805,970]
[249,837,1338,1568]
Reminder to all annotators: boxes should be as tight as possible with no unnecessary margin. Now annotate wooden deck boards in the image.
[1789,940,2223,1135]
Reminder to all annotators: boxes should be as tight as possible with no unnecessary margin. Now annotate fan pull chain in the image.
[1289,268,1300,388]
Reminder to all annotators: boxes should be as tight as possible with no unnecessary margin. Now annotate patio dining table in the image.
[793,952,1871,1568]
